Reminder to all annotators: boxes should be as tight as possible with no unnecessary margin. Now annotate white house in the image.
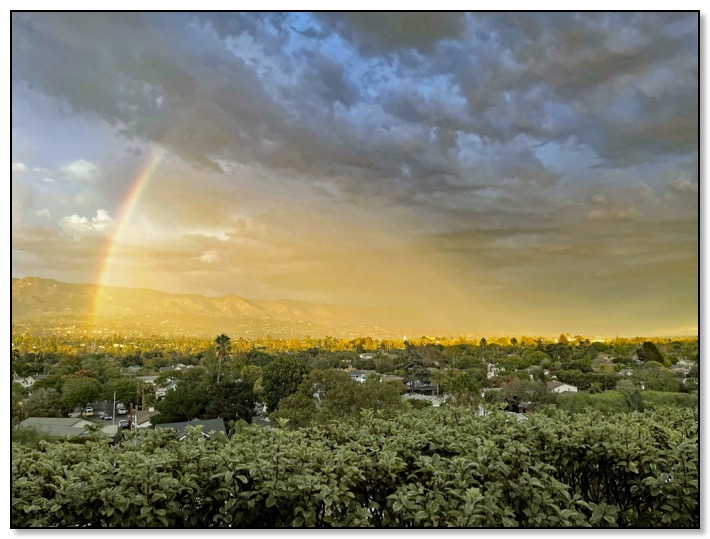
[547,381,578,393]
[13,375,37,389]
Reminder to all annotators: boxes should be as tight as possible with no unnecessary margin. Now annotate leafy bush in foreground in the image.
[12,406,698,528]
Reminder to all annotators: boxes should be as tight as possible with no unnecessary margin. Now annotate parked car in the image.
[100,413,113,421]
[84,406,94,417]
[116,403,127,415]
[118,419,131,429]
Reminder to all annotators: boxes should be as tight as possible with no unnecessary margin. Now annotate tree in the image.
[261,356,307,412]
[204,380,257,424]
[636,341,664,364]
[633,363,681,392]
[23,388,63,418]
[104,378,140,406]
[430,370,447,396]
[498,379,553,411]
[214,334,231,384]
[441,370,481,407]
[273,370,406,428]
[152,382,208,424]
[61,377,103,411]
[240,365,262,387]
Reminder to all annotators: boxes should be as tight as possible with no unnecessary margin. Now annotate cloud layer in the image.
[11,12,698,336]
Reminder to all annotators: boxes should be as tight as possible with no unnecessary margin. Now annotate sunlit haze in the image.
[11,12,698,337]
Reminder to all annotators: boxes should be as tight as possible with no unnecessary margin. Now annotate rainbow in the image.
[91,148,165,326]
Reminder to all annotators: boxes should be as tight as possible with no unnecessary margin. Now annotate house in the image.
[154,418,227,440]
[17,417,95,439]
[547,381,578,393]
[486,363,500,379]
[155,378,179,399]
[136,409,159,428]
[345,370,375,383]
[408,382,437,396]
[402,394,446,407]
[359,353,376,360]
[125,365,142,374]
[137,375,159,385]
[12,375,38,389]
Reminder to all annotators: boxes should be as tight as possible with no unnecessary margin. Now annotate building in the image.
[12,375,38,389]
[17,417,95,439]
[546,381,578,393]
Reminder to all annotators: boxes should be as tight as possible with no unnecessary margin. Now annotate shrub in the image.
[12,407,698,528]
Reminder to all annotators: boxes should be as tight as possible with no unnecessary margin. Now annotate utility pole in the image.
[129,402,134,430]
[112,392,116,428]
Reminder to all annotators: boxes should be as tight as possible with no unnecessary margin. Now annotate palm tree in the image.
[214,334,231,384]
[430,370,447,397]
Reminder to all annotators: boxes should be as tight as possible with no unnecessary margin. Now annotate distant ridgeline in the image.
[11,276,402,339]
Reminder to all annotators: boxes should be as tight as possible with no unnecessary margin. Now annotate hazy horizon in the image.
[12,13,698,338]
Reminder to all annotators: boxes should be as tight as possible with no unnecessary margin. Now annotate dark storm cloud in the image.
[11,12,698,335]
[11,12,698,214]
[315,12,467,54]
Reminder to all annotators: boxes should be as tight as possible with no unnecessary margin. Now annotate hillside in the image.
[11,276,397,338]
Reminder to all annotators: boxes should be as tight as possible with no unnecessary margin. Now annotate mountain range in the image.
[11,276,408,339]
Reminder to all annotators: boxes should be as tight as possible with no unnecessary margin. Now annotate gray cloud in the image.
[12,12,698,205]
[11,12,698,335]
[316,12,467,54]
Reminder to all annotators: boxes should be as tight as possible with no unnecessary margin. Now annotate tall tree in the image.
[636,341,665,365]
[261,356,307,413]
[214,334,231,384]
[60,377,102,411]
[23,388,63,418]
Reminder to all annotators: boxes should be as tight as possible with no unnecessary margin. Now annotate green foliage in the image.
[556,370,619,391]
[240,365,262,386]
[556,388,698,415]
[203,381,257,424]
[273,370,406,427]
[103,378,140,406]
[640,391,698,409]
[152,380,256,425]
[12,406,698,528]
[23,388,64,418]
[214,334,231,383]
[632,364,681,392]
[60,377,103,411]
[496,379,554,411]
[440,370,482,406]
[11,427,61,449]
[261,356,308,412]
[636,342,665,365]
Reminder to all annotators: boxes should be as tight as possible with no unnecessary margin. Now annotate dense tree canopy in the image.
[152,380,256,425]
[261,356,308,412]
[636,341,665,364]
[60,377,102,411]
[23,388,63,418]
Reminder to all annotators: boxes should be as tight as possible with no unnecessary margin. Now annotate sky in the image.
[10,11,699,337]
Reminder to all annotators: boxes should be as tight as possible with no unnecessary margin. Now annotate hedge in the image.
[12,406,698,527]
